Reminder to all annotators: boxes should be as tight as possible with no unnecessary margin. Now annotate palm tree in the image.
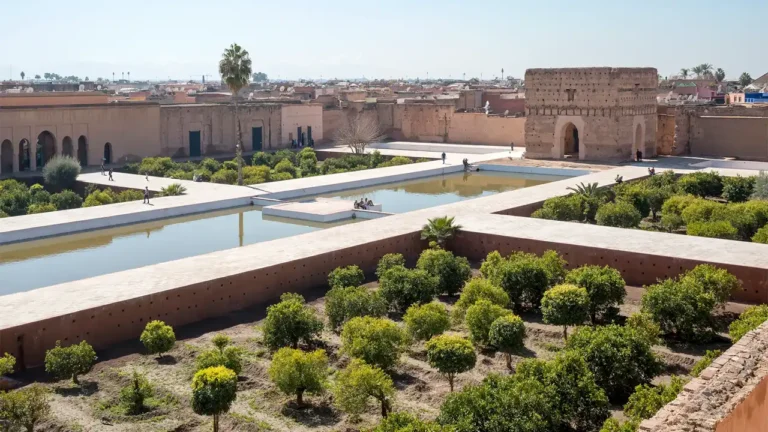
[715,68,726,84]
[679,68,689,79]
[219,43,252,186]
[692,63,713,79]
[566,182,600,197]
[421,216,461,247]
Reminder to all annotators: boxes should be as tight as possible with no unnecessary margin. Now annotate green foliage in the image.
[140,320,176,358]
[710,204,759,240]
[416,248,471,296]
[425,335,476,391]
[678,171,723,197]
[752,225,768,243]
[44,340,97,384]
[490,253,551,309]
[722,175,755,202]
[0,384,51,431]
[325,285,387,330]
[613,182,651,217]
[687,220,739,240]
[541,284,590,340]
[691,350,721,378]
[488,315,526,370]
[729,305,768,342]
[29,187,51,205]
[624,376,687,421]
[333,359,395,418]
[262,293,323,350]
[299,148,318,175]
[646,186,672,219]
[200,158,222,173]
[242,165,271,184]
[138,157,177,177]
[119,371,154,415]
[626,313,661,346]
[271,172,293,181]
[540,250,568,286]
[379,266,439,313]
[566,325,661,401]
[268,348,328,405]
[515,351,610,431]
[403,302,451,341]
[83,188,142,207]
[465,300,512,347]
[196,346,244,375]
[328,265,365,289]
[341,316,410,370]
[191,366,238,427]
[43,155,81,189]
[377,156,413,168]
[679,198,719,224]
[271,149,296,167]
[210,168,238,184]
[682,264,740,304]
[274,159,297,178]
[437,374,558,432]
[566,265,626,323]
[211,334,232,352]
[479,251,504,280]
[421,216,461,246]
[600,418,641,432]
[371,412,450,432]
[531,194,585,222]
[0,352,16,377]
[742,200,768,228]
[159,183,187,196]
[50,189,83,210]
[222,160,238,171]
[751,170,768,200]
[376,253,406,278]
[661,194,699,217]
[596,201,642,228]
[27,203,57,214]
[453,278,509,319]
[0,181,31,216]
[251,151,272,166]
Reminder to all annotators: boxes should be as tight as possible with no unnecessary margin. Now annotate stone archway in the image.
[77,136,88,166]
[18,139,31,171]
[631,118,646,160]
[62,136,73,157]
[564,123,579,157]
[1,140,13,174]
[553,116,586,159]
[36,131,57,168]
[103,142,113,164]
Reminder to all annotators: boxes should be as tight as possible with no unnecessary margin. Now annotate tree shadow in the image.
[280,400,341,427]
[54,380,99,397]
[156,355,178,365]
[391,370,428,391]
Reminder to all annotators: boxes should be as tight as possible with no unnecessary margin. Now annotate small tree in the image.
[334,112,384,154]
[729,305,768,342]
[0,384,51,432]
[690,350,721,378]
[420,216,461,247]
[626,312,661,346]
[488,315,526,370]
[262,293,323,350]
[196,345,244,375]
[416,248,471,296]
[595,201,642,228]
[722,175,755,203]
[453,278,510,319]
[333,359,395,418]
[341,317,410,370]
[44,340,97,385]
[494,254,550,310]
[565,265,626,323]
[0,352,16,377]
[376,253,405,278]
[379,266,439,313]
[211,334,231,352]
[191,366,238,432]
[325,285,387,330]
[739,72,753,87]
[624,375,687,421]
[425,335,476,392]
[119,371,154,415]
[403,302,451,341]
[268,348,328,406]
[531,194,585,222]
[371,412,450,432]
[42,155,81,190]
[678,172,723,198]
[328,265,365,289]
[542,284,589,341]
[140,320,176,359]
[465,300,512,347]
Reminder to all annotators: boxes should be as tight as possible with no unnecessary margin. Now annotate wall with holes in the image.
[0,233,423,369]
[452,231,768,304]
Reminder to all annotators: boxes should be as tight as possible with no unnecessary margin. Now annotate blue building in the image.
[745,93,768,103]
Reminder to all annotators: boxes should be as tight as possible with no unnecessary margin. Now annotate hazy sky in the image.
[1,0,765,82]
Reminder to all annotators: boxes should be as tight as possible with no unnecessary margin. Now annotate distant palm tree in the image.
[715,68,726,83]
[219,43,252,186]
[421,216,461,247]
[693,63,714,79]
[679,68,689,79]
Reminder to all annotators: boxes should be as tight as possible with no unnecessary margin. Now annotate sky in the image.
[1,0,765,82]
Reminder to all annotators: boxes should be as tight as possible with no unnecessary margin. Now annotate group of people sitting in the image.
[353,198,374,210]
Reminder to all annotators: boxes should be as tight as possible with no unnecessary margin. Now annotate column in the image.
[12,145,19,173]
[30,141,37,171]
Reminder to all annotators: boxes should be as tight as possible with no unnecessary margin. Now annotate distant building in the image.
[745,93,768,104]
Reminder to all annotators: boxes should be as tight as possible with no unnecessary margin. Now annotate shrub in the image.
[614,182,650,217]
[678,198,718,224]
[0,353,16,377]
[624,375,687,421]
[465,300,512,347]
[541,284,590,341]
[328,265,365,289]
[416,248,471,296]
[379,266,439,313]
[376,253,405,278]
[115,189,143,202]
[167,169,193,180]
[210,169,238,184]
[646,187,672,220]
[44,340,97,384]
[140,320,176,358]
[686,220,738,240]
[50,189,83,210]
[0,210,7,218]
[566,325,661,401]
[252,151,272,166]
[626,313,661,346]
[596,201,642,228]
[661,194,699,217]
[341,316,410,370]
[453,278,510,319]
[272,149,296,167]
[752,225,768,243]
[678,171,723,197]
[426,335,476,392]
[515,351,610,431]
[193,168,212,181]
[333,359,395,418]
[30,187,51,205]
[532,194,584,222]
[437,374,558,432]
[270,172,293,181]
[43,155,81,189]
[159,183,187,196]
[274,159,298,178]
[722,175,755,202]
[540,249,568,286]
[729,305,768,342]
[0,187,31,215]
[751,170,768,200]
[488,315,526,370]
[421,216,461,247]
[565,265,626,323]
[27,203,56,214]
[0,384,50,431]
[404,302,451,341]
[377,156,413,168]
[268,348,328,406]
[742,200,768,227]
[191,366,238,432]
[83,189,113,207]
[642,278,720,342]
[138,157,176,177]
[200,158,222,173]
[325,285,387,330]
[372,412,449,432]
[710,204,759,240]
[119,371,153,415]
[195,346,244,375]
[660,212,684,231]
[681,264,740,304]
[479,251,505,280]
[600,418,640,432]
[494,254,550,309]
[691,349,721,378]
[262,293,323,350]
[222,160,238,171]
[242,165,271,181]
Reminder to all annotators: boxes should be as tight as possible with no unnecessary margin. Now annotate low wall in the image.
[691,116,768,160]
[447,113,525,146]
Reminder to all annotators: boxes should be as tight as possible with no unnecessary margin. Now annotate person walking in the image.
[143,186,150,204]
[441,152,446,165]
[108,168,114,181]
[101,160,105,175]
[510,142,515,152]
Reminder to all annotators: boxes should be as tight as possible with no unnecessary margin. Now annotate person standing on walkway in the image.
[510,142,515,153]
[101,160,105,175]
[143,186,150,204]
[108,168,114,181]
[442,152,446,164]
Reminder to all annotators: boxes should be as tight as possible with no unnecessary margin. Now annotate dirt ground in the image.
[13,272,742,432]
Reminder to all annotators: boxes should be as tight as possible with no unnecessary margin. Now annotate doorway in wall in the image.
[189,131,201,158]
[252,127,263,151]
[563,123,579,157]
